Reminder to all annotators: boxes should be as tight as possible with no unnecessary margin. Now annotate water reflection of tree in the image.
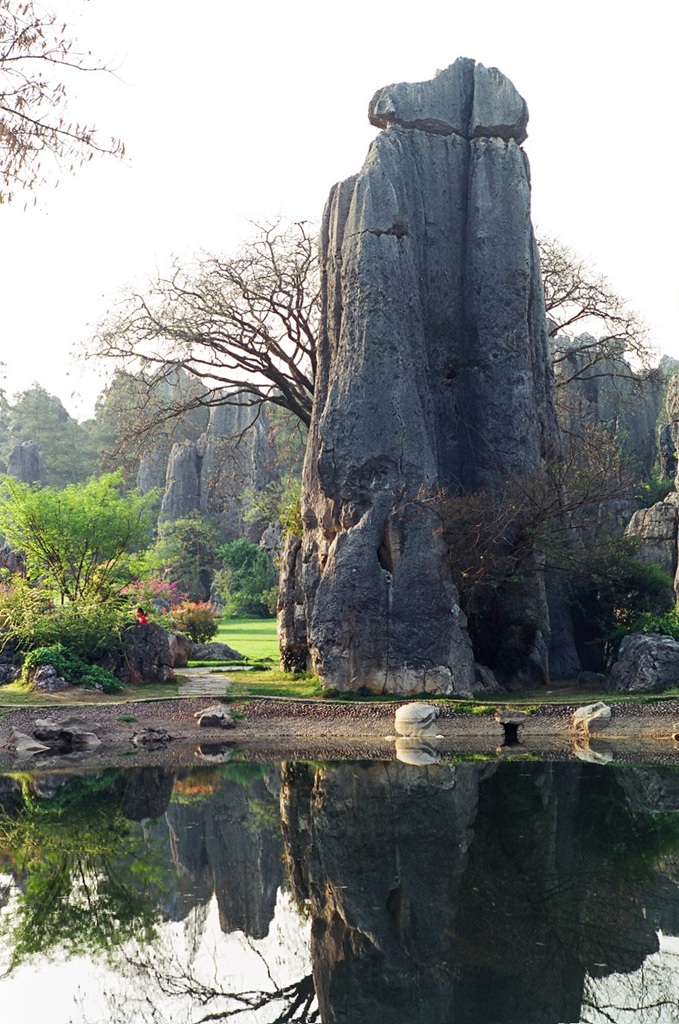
[86,938,319,1024]
[582,954,679,1024]
[0,771,166,970]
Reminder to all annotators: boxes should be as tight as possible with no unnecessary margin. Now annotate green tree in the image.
[1,0,123,201]
[0,772,164,968]
[0,473,157,602]
[214,538,277,617]
[2,384,99,484]
[149,514,222,601]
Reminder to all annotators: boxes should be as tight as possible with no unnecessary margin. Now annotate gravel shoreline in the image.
[0,695,678,769]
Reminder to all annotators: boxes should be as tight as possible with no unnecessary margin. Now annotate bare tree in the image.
[538,235,657,387]
[90,220,319,429]
[0,0,124,200]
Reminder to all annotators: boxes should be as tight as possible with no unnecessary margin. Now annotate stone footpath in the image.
[177,666,233,698]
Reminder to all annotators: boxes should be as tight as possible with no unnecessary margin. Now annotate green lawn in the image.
[215,616,279,663]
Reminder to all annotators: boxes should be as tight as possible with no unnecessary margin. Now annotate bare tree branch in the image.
[0,0,124,200]
[89,220,319,433]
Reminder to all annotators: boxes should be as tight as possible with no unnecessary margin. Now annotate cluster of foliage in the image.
[0,578,128,658]
[0,473,157,602]
[244,475,302,539]
[213,538,277,617]
[146,514,221,602]
[22,643,122,692]
[0,772,164,969]
[120,576,187,613]
[430,440,673,672]
[0,579,129,688]
[567,533,673,670]
[166,600,218,643]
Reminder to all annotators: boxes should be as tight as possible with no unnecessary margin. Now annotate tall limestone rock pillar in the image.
[301,59,560,694]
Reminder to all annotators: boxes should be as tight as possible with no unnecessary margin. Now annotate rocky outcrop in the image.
[189,641,243,661]
[160,441,202,520]
[660,372,679,486]
[626,494,679,600]
[0,542,25,575]
[159,394,279,537]
[167,632,192,667]
[277,534,309,673]
[137,447,170,495]
[553,337,663,486]
[7,440,49,484]
[199,395,278,538]
[119,622,175,683]
[610,632,679,693]
[301,58,560,694]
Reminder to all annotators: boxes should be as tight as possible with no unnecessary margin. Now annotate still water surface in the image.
[0,759,679,1024]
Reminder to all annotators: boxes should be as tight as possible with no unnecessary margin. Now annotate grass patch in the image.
[222,670,324,700]
[215,617,279,663]
[0,679,179,710]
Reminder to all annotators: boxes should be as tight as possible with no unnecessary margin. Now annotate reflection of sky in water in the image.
[1,761,679,1024]
[583,937,679,1024]
[0,888,312,1024]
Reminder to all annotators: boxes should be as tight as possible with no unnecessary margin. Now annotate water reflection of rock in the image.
[281,761,679,1024]
[165,769,284,939]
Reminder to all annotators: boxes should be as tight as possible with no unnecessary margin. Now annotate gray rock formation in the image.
[553,336,663,486]
[160,441,202,520]
[159,393,278,536]
[660,372,679,486]
[119,622,175,683]
[199,394,278,539]
[137,447,170,495]
[301,58,560,694]
[277,534,309,672]
[610,632,679,693]
[7,440,49,484]
[189,641,243,661]
[626,494,679,601]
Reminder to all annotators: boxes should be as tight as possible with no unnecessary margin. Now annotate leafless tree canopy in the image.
[89,226,657,457]
[0,0,124,199]
[91,220,319,429]
[537,235,656,387]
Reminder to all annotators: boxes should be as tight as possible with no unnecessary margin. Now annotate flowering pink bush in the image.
[121,579,187,615]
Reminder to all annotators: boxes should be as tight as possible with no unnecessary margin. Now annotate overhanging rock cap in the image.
[368,57,528,144]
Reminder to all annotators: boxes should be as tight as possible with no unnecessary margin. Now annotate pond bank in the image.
[0,696,679,769]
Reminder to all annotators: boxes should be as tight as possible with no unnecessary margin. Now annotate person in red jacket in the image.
[136,606,148,625]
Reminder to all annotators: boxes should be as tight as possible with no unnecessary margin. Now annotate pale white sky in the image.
[1,0,677,419]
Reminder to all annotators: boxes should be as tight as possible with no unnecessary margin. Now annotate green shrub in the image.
[632,610,679,642]
[168,601,219,643]
[0,581,127,663]
[635,477,675,509]
[21,644,122,693]
[214,539,277,617]
[569,534,674,669]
